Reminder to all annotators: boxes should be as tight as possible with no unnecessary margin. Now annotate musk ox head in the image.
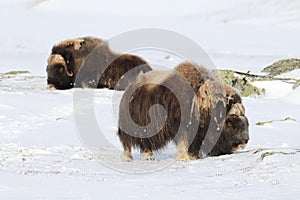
[224,86,249,153]
[224,114,249,151]
[187,73,249,158]
[225,103,249,150]
[46,54,74,89]
[209,99,249,156]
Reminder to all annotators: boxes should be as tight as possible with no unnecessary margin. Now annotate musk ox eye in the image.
[226,121,233,127]
[58,66,64,74]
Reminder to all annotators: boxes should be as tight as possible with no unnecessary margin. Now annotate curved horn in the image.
[47,54,73,77]
[47,54,65,65]
[228,103,245,116]
[63,65,73,77]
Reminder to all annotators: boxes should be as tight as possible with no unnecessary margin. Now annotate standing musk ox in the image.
[117,62,249,161]
[46,37,152,90]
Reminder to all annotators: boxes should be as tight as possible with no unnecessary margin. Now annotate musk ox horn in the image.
[47,54,74,77]
[47,54,65,65]
[228,103,245,116]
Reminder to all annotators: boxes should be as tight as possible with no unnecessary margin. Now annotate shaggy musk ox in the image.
[46,37,102,89]
[117,62,249,161]
[46,37,152,90]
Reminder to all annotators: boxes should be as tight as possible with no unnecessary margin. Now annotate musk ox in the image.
[117,62,249,161]
[46,37,152,90]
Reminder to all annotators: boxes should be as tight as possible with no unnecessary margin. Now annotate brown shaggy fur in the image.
[47,37,102,89]
[174,61,215,92]
[76,43,152,90]
[117,62,249,161]
[118,70,197,161]
[46,37,152,90]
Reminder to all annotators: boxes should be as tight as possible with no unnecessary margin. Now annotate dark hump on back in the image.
[51,37,105,74]
[133,69,196,112]
[53,37,104,57]
[78,37,104,55]
[175,61,216,93]
[114,54,152,74]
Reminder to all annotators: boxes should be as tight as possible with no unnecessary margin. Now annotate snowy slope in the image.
[0,0,300,199]
[1,75,300,199]
[1,0,300,74]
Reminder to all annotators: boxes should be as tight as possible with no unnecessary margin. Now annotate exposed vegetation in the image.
[256,116,296,126]
[214,69,264,97]
[293,79,300,89]
[214,63,300,96]
[253,148,299,160]
[262,58,300,89]
[262,58,300,77]
[1,70,30,76]
[260,151,296,160]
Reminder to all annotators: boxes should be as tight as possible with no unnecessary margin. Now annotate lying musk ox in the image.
[46,37,152,90]
[117,62,249,161]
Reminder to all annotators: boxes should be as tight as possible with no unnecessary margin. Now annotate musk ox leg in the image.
[188,148,200,160]
[175,139,191,161]
[121,145,133,162]
[187,143,201,160]
[118,129,134,161]
[141,148,155,161]
[187,133,203,160]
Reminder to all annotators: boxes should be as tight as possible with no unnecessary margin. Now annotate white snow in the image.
[282,86,300,105]
[252,80,294,98]
[277,69,300,79]
[1,0,300,199]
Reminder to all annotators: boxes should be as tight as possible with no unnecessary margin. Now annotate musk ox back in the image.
[77,44,152,90]
[117,62,249,161]
[46,37,152,90]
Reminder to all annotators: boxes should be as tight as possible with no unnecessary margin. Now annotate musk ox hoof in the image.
[141,152,155,161]
[121,152,133,162]
[188,154,200,160]
[232,143,247,152]
[175,152,191,161]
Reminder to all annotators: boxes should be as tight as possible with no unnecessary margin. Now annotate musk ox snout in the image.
[47,83,56,90]
[224,114,249,151]
[46,63,74,90]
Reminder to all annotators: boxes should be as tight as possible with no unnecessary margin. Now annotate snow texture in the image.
[0,0,300,199]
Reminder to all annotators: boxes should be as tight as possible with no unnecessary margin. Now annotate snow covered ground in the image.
[0,0,300,199]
